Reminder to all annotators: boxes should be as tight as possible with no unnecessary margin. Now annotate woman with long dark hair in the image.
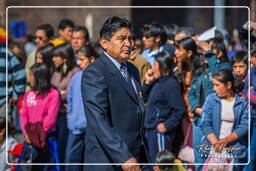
[20,63,60,169]
[174,37,197,92]
[35,43,54,66]
[143,51,186,164]
[50,42,79,165]
[201,69,248,170]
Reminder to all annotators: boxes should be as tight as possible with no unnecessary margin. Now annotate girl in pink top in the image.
[20,63,60,143]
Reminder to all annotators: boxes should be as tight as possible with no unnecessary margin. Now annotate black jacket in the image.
[143,75,186,132]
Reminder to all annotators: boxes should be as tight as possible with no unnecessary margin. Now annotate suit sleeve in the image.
[164,82,186,132]
[81,66,133,163]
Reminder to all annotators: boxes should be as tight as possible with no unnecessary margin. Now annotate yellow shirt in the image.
[51,38,65,46]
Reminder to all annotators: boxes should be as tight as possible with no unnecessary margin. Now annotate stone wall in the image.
[5,0,131,42]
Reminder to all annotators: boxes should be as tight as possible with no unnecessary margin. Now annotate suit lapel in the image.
[101,55,138,104]
[132,76,145,113]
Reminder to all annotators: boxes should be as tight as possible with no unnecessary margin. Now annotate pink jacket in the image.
[20,88,60,134]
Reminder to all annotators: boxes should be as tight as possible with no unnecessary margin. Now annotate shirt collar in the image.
[104,51,122,70]
[148,46,163,57]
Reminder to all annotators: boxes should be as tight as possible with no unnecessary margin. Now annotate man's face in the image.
[71,31,87,51]
[35,29,50,48]
[100,28,133,62]
[233,61,248,78]
[59,26,73,41]
[142,31,158,50]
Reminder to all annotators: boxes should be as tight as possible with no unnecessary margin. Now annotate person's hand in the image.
[144,69,155,84]
[60,90,66,95]
[187,112,194,122]
[218,137,229,147]
[213,138,229,153]
[8,98,16,105]
[195,108,203,116]
[156,122,167,133]
[25,135,31,144]
[121,157,140,171]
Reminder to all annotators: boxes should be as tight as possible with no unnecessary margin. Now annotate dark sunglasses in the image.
[143,32,154,38]
[35,36,45,41]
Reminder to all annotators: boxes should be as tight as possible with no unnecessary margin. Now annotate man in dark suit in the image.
[81,16,146,171]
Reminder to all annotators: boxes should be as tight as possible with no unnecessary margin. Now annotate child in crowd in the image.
[20,63,60,170]
[154,149,185,171]
[231,50,248,94]
[143,51,186,163]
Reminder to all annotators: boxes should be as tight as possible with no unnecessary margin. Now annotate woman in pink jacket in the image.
[20,63,60,169]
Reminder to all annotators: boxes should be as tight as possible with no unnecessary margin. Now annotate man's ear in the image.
[99,38,108,51]
[59,29,64,37]
[155,36,161,43]
[90,56,96,63]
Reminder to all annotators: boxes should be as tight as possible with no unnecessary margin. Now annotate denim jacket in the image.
[188,70,214,115]
[200,93,248,159]
[205,50,232,75]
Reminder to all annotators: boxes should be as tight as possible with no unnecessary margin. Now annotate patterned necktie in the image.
[120,63,136,93]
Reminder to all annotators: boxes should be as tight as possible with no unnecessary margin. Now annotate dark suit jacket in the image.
[81,53,145,171]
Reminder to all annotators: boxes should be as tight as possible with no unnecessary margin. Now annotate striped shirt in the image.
[0,43,26,106]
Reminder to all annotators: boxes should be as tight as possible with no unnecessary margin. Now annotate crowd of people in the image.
[0,16,255,171]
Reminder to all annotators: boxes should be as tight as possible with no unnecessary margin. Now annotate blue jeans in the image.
[193,117,204,171]
[65,131,86,171]
[243,118,256,171]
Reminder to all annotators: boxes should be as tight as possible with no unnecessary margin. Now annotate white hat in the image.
[198,26,217,41]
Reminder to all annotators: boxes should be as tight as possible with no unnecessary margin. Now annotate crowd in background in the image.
[0,17,255,171]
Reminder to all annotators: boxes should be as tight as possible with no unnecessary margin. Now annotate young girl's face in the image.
[28,71,36,88]
[77,52,93,70]
[175,45,190,63]
[52,56,65,68]
[232,61,248,78]
[35,52,43,63]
